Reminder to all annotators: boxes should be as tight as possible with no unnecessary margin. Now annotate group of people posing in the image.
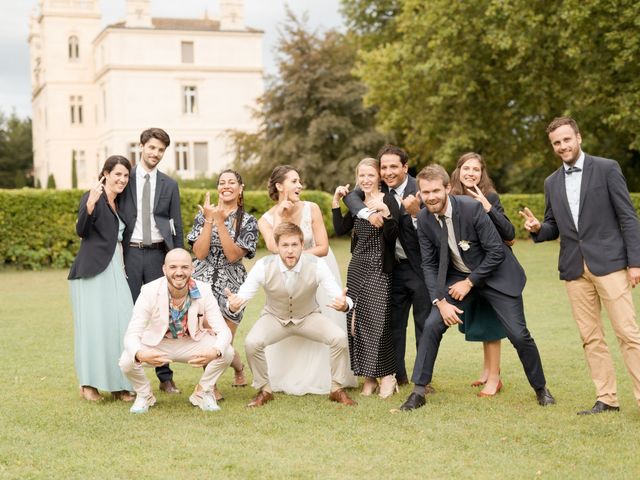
[69,117,640,415]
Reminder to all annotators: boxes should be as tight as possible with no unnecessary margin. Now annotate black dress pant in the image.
[389,261,430,382]
[411,271,546,391]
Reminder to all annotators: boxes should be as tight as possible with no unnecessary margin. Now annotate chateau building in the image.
[28,0,263,189]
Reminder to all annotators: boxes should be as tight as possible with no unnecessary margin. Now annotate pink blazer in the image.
[123,277,232,358]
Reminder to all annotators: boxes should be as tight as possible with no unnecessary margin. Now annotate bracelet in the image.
[204,218,214,224]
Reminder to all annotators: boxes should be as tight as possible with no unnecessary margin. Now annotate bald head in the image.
[164,248,192,265]
[163,248,193,292]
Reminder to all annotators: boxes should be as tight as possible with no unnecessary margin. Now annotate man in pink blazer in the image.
[119,248,233,413]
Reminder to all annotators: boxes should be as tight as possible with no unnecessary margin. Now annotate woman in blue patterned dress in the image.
[69,155,134,402]
[188,169,258,400]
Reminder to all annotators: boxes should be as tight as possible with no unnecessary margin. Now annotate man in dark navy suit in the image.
[520,117,640,415]
[119,127,184,394]
[344,145,430,386]
[399,165,554,411]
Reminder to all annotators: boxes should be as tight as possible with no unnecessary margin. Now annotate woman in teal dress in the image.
[68,156,134,402]
[450,152,515,397]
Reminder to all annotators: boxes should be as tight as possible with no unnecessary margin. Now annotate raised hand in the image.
[366,198,390,219]
[275,200,295,219]
[87,176,105,209]
[224,287,246,313]
[402,194,421,216]
[332,184,350,208]
[518,207,541,233]
[327,287,349,312]
[198,192,216,222]
[467,185,492,212]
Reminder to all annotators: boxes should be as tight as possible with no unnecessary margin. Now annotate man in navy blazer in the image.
[344,145,430,386]
[520,117,640,415]
[119,127,184,393]
[399,165,554,411]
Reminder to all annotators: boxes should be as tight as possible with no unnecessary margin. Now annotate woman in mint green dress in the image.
[450,152,515,397]
[68,156,134,402]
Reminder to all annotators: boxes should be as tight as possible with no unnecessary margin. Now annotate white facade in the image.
[29,0,263,189]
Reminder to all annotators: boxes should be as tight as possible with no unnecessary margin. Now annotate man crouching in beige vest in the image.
[226,222,356,407]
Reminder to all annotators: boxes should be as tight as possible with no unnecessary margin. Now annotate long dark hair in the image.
[450,152,496,196]
[218,169,244,241]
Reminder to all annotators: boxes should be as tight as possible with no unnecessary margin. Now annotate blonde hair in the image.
[355,157,380,188]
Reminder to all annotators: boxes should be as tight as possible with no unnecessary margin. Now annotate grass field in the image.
[1,238,639,479]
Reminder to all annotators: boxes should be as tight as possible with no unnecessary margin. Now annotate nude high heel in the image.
[378,375,399,399]
[360,378,379,396]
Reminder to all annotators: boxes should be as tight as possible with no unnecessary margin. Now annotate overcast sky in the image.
[0,0,343,119]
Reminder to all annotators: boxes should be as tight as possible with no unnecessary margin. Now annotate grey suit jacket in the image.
[417,195,526,302]
[532,154,640,280]
[118,166,184,252]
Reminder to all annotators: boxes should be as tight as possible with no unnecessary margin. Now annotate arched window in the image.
[68,36,79,60]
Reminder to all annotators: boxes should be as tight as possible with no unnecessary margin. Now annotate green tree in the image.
[46,174,56,189]
[0,110,33,188]
[229,9,386,190]
[348,0,640,191]
[71,150,78,189]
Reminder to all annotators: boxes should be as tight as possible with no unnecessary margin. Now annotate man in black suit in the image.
[119,127,184,393]
[520,117,640,415]
[399,165,554,411]
[344,145,430,386]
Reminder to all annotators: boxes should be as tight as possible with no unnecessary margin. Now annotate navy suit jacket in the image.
[344,175,424,279]
[532,154,640,280]
[68,191,124,279]
[417,195,526,302]
[118,166,184,253]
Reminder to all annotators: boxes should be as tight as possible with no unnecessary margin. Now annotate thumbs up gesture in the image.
[224,287,246,313]
[327,287,349,312]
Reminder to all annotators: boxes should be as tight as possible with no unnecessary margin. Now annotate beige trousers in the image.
[245,312,349,393]
[565,263,640,406]
[119,335,234,398]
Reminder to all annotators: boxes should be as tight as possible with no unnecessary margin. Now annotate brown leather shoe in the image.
[329,388,357,406]
[247,390,274,408]
[159,380,181,394]
[112,390,135,402]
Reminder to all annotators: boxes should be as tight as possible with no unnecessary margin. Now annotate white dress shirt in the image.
[130,166,164,243]
[564,151,585,231]
[233,255,353,311]
[437,198,471,274]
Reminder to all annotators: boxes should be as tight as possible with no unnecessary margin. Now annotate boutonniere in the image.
[458,240,471,251]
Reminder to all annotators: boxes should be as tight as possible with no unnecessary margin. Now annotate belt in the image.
[129,241,165,250]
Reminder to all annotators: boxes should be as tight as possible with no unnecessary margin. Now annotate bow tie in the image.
[565,166,582,175]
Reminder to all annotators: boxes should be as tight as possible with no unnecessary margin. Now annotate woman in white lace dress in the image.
[257,165,357,394]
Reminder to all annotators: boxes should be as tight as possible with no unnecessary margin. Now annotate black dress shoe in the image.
[535,387,556,406]
[577,400,619,415]
[399,392,426,411]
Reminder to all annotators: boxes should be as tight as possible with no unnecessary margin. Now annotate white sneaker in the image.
[129,394,156,414]
[189,390,221,412]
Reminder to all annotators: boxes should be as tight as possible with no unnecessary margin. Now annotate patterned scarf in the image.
[167,279,202,338]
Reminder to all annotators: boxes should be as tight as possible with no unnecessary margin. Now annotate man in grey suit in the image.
[119,127,184,393]
[344,145,430,386]
[520,116,640,415]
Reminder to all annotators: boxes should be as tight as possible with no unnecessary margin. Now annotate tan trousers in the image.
[565,264,640,406]
[245,312,350,393]
[119,335,234,398]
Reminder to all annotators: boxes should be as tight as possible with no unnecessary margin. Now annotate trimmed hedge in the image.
[2,189,639,270]
[0,188,336,270]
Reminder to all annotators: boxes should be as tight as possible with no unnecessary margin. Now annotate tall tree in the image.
[229,9,385,190]
[347,0,640,191]
[0,110,33,188]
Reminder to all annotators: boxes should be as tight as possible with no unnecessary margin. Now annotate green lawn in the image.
[1,239,639,479]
